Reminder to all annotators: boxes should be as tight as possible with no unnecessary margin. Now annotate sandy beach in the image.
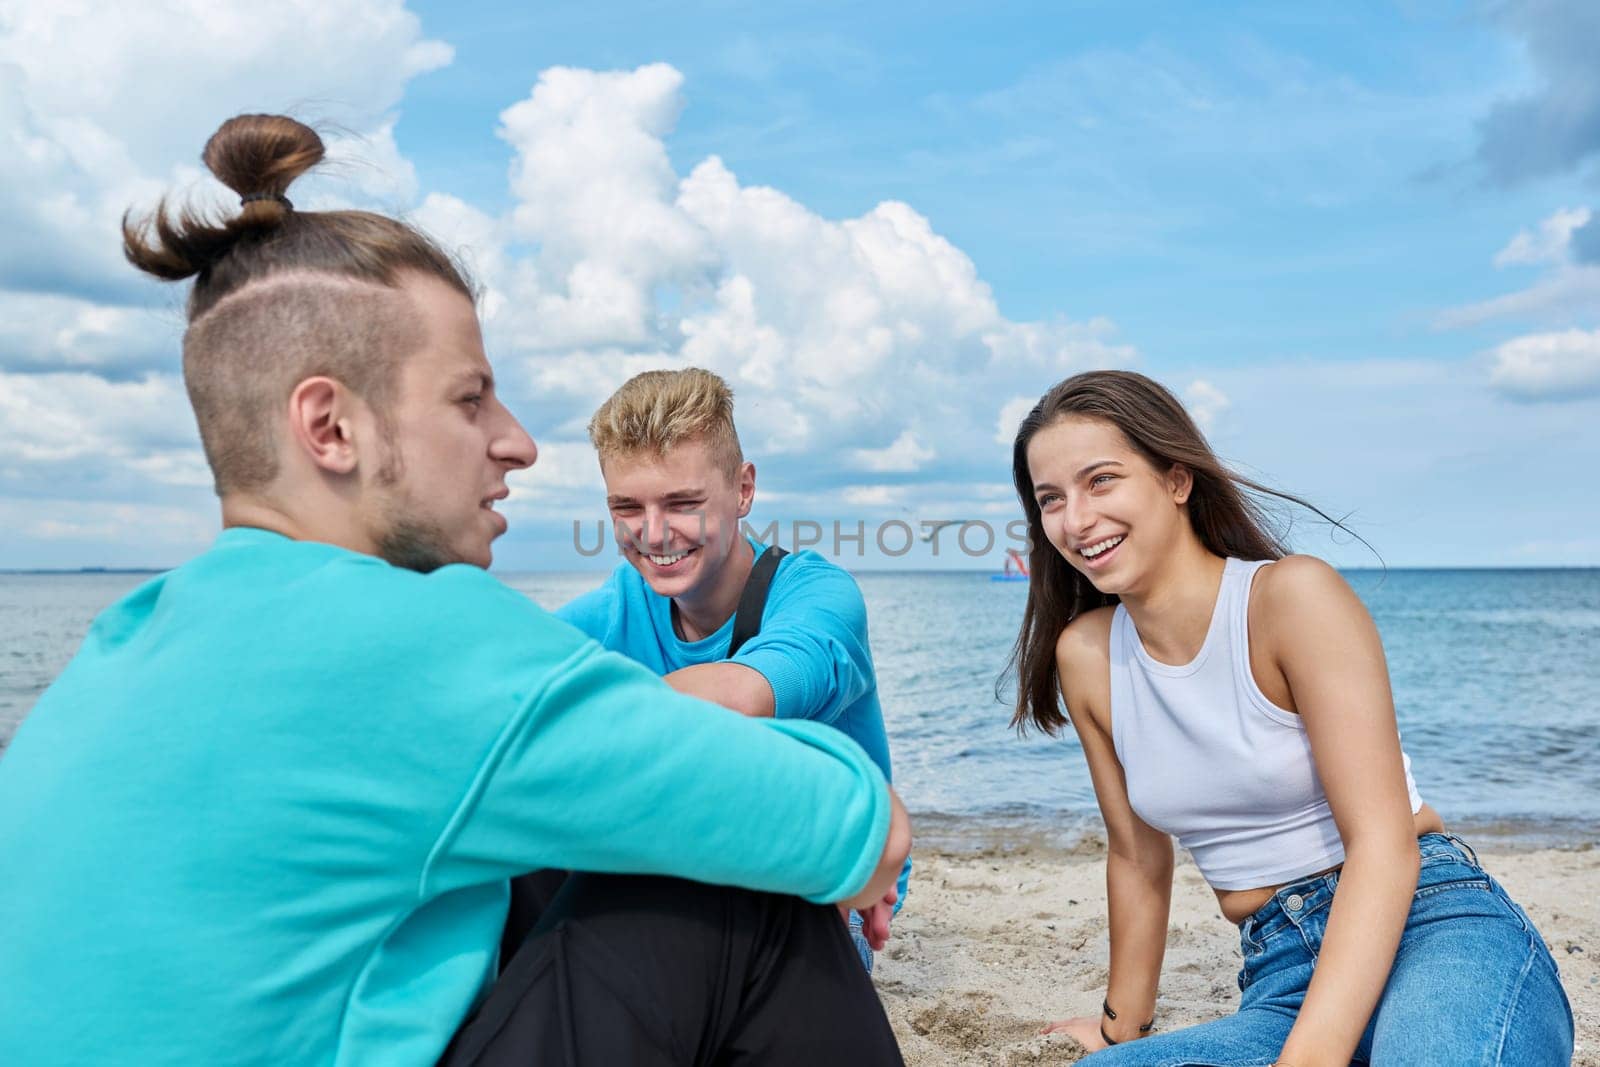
[877,832,1599,1065]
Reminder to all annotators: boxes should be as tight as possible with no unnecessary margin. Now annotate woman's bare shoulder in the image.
[1252,555,1375,671]
[1055,606,1116,727]
[1253,555,1361,618]
[1055,604,1116,664]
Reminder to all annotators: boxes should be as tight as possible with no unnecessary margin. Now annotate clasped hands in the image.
[837,887,898,951]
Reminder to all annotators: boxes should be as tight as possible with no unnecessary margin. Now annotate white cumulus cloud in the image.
[0,370,200,473]
[1488,329,1600,401]
[1183,378,1231,433]
[0,498,215,546]
[1439,207,1600,329]
[411,62,1134,507]
[1493,207,1593,268]
[0,33,1139,563]
[994,395,1038,446]
[850,431,936,473]
[0,0,452,318]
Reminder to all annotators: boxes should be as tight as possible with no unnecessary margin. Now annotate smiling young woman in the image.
[1006,370,1574,1066]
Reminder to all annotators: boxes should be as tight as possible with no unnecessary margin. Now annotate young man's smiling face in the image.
[602,435,755,603]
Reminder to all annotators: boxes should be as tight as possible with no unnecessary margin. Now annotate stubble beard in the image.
[375,512,459,574]
[372,435,463,574]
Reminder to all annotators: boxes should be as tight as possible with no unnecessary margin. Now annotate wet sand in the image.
[876,833,1599,1065]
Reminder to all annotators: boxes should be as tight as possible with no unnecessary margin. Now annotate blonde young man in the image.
[553,368,909,970]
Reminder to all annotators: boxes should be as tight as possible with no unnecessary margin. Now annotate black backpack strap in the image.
[727,546,788,658]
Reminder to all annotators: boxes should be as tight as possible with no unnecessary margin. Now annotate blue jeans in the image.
[1083,834,1574,1066]
[848,909,875,974]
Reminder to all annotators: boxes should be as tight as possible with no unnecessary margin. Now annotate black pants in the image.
[441,872,905,1066]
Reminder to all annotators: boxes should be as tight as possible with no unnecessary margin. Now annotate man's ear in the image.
[286,376,359,475]
[737,461,756,519]
[1168,463,1194,506]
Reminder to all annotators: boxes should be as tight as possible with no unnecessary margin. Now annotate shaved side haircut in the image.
[123,113,473,495]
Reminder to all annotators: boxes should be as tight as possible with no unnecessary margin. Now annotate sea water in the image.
[4,567,1597,844]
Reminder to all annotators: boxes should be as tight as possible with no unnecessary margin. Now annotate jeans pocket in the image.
[1405,872,1534,949]
[1413,850,1491,896]
[1416,832,1477,867]
[1417,849,1462,869]
[1413,873,1490,895]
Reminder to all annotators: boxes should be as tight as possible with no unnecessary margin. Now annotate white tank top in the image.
[1108,558,1424,890]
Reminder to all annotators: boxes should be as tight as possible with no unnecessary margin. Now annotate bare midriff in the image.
[1215,803,1447,924]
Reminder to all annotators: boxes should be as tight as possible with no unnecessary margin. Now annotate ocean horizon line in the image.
[6,563,1600,577]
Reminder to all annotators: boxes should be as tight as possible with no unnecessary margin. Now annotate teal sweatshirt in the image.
[0,528,889,1066]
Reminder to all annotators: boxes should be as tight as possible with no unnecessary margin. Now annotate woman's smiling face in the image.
[1025,414,1192,596]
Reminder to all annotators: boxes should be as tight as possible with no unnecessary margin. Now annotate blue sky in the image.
[2,0,1598,570]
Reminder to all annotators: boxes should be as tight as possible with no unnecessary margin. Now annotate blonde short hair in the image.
[588,368,745,479]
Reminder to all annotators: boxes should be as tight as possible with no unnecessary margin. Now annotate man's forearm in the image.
[666,662,776,717]
[842,789,912,910]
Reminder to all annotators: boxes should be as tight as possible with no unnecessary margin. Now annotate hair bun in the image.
[123,114,323,281]
[203,114,323,226]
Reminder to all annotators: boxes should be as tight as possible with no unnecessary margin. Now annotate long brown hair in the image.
[122,113,473,494]
[1004,370,1356,736]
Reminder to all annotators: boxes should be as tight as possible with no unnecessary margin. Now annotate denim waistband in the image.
[1238,832,1479,944]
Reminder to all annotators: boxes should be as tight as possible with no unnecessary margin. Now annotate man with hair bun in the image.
[535,367,908,974]
[0,114,909,1067]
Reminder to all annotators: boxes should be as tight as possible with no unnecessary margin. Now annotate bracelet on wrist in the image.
[1100,998,1155,1045]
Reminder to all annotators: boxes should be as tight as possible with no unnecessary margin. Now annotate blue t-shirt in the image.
[558,541,908,904]
[0,528,891,1067]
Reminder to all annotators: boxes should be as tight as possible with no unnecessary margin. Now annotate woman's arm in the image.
[1257,557,1421,1067]
[1042,610,1175,1050]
